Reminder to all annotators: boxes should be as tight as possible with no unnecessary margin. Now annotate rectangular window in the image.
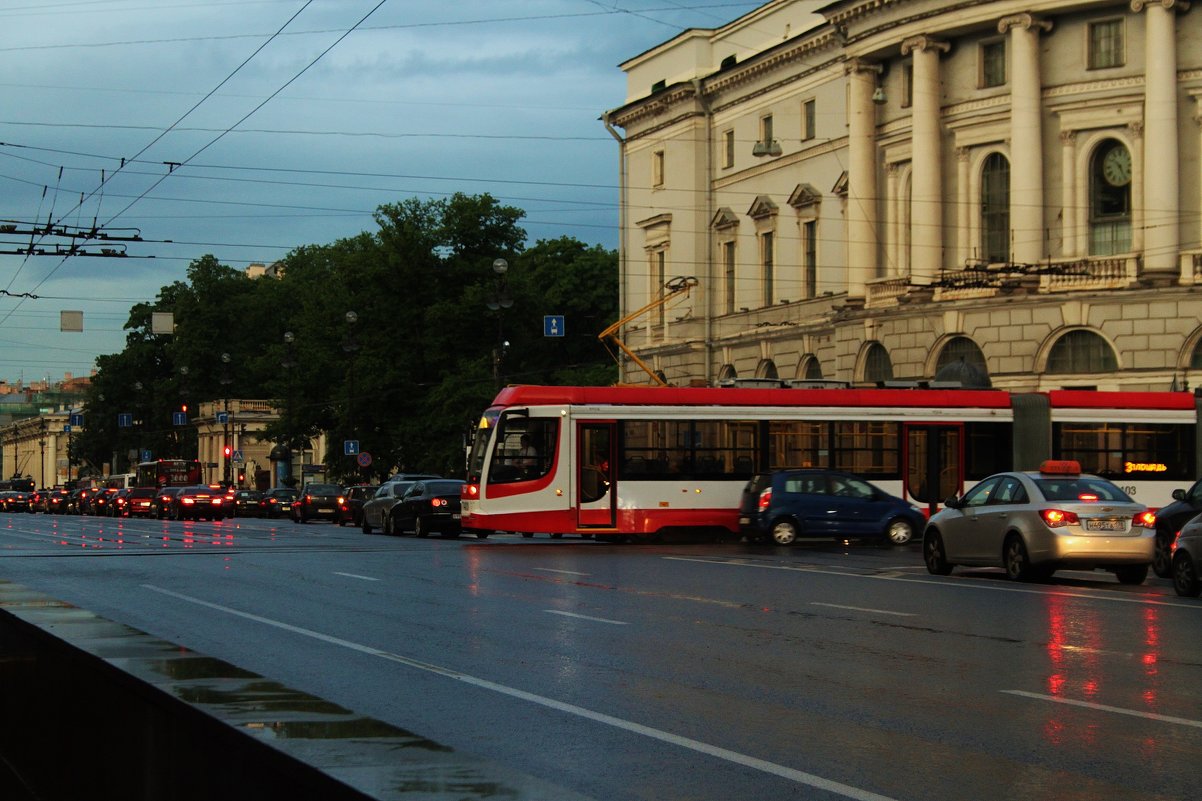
[621,420,758,479]
[802,220,817,298]
[981,40,1006,87]
[801,99,816,141]
[487,415,560,485]
[722,129,735,169]
[1054,422,1193,481]
[651,249,666,327]
[652,149,665,187]
[760,231,774,306]
[760,114,774,146]
[769,421,828,470]
[833,422,899,477]
[723,240,736,314]
[1088,19,1124,69]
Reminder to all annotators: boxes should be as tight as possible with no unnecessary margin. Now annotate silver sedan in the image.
[922,461,1155,583]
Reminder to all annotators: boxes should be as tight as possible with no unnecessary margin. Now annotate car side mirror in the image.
[1173,488,1187,502]
[943,496,962,510]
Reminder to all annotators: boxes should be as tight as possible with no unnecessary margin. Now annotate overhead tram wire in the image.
[0,0,334,330]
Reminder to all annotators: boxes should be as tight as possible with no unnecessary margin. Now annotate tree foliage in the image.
[75,194,618,481]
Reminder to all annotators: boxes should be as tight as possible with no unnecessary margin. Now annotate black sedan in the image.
[360,480,420,535]
[392,479,467,538]
[259,488,298,519]
[337,484,376,527]
[172,485,228,521]
[291,483,342,523]
[231,489,263,518]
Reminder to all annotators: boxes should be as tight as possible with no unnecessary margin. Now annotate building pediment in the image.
[747,195,779,220]
[832,171,848,197]
[788,183,823,208]
[711,207,739,230]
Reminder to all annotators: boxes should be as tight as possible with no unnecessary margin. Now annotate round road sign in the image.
[356,451,372,468]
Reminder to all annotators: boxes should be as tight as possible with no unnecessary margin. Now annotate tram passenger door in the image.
[904,424,963,516]
[577,423,616,528]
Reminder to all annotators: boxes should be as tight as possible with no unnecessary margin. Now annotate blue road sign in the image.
[141,449,152,462]
[63,424,71,433]
[344,440,360,456]
[118,413,133,428]
[172,411,188,426]
[232,450,244,463]
[216,412,229,425]
[69,413,84,427]
[544,315,565,337]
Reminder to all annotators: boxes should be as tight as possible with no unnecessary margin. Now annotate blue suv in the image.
[739,469,924,546]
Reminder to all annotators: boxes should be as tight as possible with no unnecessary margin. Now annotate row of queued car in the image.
[737,459,1202,596]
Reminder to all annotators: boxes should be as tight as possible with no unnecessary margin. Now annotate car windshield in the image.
[427,481,465,495]
[305,484,340,494]
[1035,477,1133,503]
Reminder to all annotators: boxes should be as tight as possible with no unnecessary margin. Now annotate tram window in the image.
[833,422,899,477]
[1055,422,1193,481]
[622,419,758,478]
[487,416,558,484]
[965,422,1012,480]
[769,421,828,469]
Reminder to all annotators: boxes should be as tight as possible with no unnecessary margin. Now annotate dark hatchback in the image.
[292,483,343,523]
[739,469,925,546]
[337,484,376,527]
[393,479,468,538]
[1148,478,1202,578]
[232,489,263,517]
[260,488,299,518]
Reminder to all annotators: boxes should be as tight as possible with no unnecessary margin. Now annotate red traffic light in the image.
[223,446,232,458]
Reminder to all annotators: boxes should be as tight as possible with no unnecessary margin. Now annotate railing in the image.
[865,276,910,308]
[1040,256,1136,291]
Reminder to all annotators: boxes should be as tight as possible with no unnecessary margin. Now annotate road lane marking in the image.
[664,556,1202,609]
[544,610,627,625]
[533,568,589,576]
[1003,690,1202,729]
[334,572,379,581]
[811,602,914,617]
[142,584,900,801]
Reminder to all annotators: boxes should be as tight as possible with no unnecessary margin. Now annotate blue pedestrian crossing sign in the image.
[544,315,565,337]
[344,439,360,456]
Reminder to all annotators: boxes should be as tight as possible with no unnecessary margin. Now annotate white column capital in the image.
[1059,130,1077,145]
[998,14,1053,35]
[845,59,884,77]
[1128,121,1145,138]
[900,36,950,57]
[1130,0,1190,13]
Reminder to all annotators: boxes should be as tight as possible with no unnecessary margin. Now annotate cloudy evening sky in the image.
[0,0,766,384]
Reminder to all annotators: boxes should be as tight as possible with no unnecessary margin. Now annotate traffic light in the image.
[223,445,232,459]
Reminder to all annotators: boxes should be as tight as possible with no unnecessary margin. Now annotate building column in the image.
[901,36,949,285]
[1059,131,1078,256]
[885,162,899,275]
[1000,14,1052,265]
[1132,0,1184,274]
[846,60,882,297]
[956,147,971,266]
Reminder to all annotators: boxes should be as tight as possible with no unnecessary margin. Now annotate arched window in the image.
[981,153,1010,264]
[756,359,779,379]
[1089,139,1132,255]
[718,364,737,382]
[863,342,893,383]
[934,337,990,387]
[1191,339,1202,370]
[1046,330,1117,374]
[800,354,823,380]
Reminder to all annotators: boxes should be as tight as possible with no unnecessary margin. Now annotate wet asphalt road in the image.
[1,510,1200,801]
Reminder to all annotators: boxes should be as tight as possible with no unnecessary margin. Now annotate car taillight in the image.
[1041,509,1080,528]
[464,484,479,498]
[182,498,194,505]
[1133,511,1156,528]
[337,496,346,505]
[758,487,772,511]
[433,498,447,507]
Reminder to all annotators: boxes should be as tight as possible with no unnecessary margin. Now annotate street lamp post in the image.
[220,352,232,485]
[343,311,359,480]
[486,258,512,389]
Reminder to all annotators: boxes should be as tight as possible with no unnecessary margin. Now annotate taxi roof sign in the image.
[1039,459,1082,475]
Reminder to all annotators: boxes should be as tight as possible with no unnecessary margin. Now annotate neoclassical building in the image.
[603,0,1202,390]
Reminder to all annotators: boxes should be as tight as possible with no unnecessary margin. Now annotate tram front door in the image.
[577,423,616,528]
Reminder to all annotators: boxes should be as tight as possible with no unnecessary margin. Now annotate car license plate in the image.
[452,513,461,520]
[738,516,749,525]
[1086,519,1124,531]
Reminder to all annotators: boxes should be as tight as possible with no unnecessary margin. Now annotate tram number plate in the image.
[1086,519,1124,531]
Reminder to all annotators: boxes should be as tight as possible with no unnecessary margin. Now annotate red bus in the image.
[135,459,203,489]
[459,385,1199,541]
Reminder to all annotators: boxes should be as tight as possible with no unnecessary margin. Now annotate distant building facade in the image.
[604,0,1202,390]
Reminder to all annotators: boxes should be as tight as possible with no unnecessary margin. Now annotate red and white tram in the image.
[459,385,1200,540]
